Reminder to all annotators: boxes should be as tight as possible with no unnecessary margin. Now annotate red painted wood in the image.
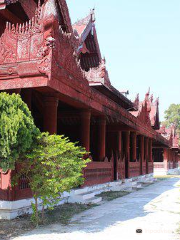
[43,96,58,134]
[129,162,140,178]
[80,110,91,152]
[83,161,113,186]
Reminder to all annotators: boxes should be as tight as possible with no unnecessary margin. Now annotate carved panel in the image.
[83,161,113,186]
[129,162,140,178]
[30,33,44,60]
[0,26,17,64]
[17,37,30,62]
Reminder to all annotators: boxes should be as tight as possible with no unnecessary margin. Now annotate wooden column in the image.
[149,139,153,162]
[98,117,106,161]
[145,138,149,161]
[145,138,149,174]
[43,96,58,134]
[132,132,137,161]
[124,131,130,178]
[117,131,122,155]
[80,110,91,152]
[163,148,168,170]
[140,135,144,175]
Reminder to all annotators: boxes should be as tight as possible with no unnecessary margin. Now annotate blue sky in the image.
[66,0,180,120]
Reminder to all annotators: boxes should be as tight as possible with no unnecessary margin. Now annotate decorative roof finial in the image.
[134,93,139,108]
[102,57,106,64]
[155,97,159,106]
[147,87,150,95]
[150,94,153,103]
[145,87,150,101]
[90,8,95,22]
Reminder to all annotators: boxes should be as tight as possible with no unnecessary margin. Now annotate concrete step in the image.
[132,177,139,182]
[69,188,104,204]
[132,181,138,186]
[84,196,102,205]
[109,181,122,187]
[125,178,133,183]
[132,184,143,190]
[123,187,133,193]
[140,180,153,186]
[145,180,154,184]
[78,191,95,201]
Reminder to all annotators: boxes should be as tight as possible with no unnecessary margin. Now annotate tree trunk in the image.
[41,204,45,224]
[35,196,39,227]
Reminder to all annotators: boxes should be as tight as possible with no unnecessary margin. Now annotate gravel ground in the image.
[13,178,180,240]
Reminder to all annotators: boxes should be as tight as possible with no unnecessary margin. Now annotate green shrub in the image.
[0,93,39,171]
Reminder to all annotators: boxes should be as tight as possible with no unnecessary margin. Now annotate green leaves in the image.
[164,104,180,135]
[0,92,40,171]
[0,92,90,224]
[17,133,90,225]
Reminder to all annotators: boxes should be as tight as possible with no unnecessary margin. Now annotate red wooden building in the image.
[154,125,180,175]
[0,0,179,217]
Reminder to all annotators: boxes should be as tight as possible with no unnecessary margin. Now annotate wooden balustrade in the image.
[83,161,113,186]
[153,162,164,169]
[129,162,140,178]
[148,162,153,173]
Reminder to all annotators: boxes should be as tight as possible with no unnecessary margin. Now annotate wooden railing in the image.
[142,162,147,175]
[169,162,173,169]
[154,162,164,169]
[129,162,140,178]
[148,162,153,173]
[83,161,113,186]
[0,167,32,201]
[117,160,125,180]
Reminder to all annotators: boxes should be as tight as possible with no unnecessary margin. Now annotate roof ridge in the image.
[73,9,95,26]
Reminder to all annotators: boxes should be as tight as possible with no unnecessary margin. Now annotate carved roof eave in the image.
[150,102,160,129]
[73,13,101,60]
[80,20,93,43]
[89,81,135,110]
[157,134,171,147]
[110,85,135,109]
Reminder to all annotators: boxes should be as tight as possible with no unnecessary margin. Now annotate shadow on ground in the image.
[14,177,180,239]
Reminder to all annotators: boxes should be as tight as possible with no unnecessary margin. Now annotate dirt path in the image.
[13,178,180,240]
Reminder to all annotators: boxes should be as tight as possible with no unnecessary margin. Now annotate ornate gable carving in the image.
[131,90,152,127]
[85,58,111,88]
[52,24,87,83]
[0,3,44,65]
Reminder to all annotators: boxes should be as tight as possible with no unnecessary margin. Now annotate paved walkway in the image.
[14,178,180,240]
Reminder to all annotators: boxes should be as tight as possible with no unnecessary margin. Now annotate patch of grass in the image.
[44,203,94,225]
[96,191,129,201]
[0,203,95,240]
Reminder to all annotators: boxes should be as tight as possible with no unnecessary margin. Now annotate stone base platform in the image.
[0,174,155,220]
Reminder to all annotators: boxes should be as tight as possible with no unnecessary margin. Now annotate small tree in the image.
[17,133,90,226]
[0,92,39,171]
